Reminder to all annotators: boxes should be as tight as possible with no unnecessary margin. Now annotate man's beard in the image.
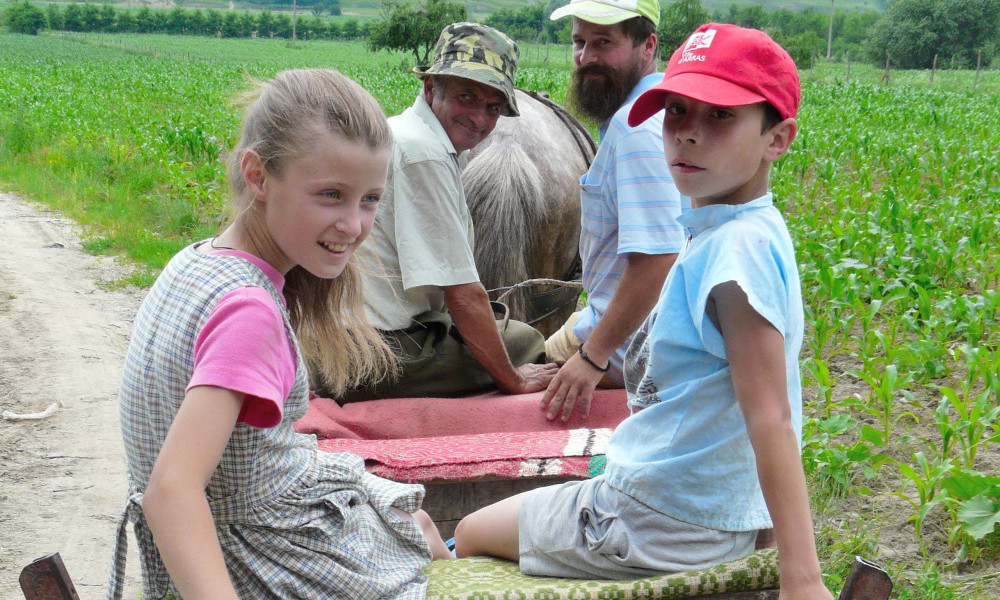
[566,60,644,124]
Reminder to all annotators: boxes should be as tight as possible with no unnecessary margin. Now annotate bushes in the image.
[777,30,825,67]
[864,0,998,69]
[4,1,47,35]
[367,0,466,64]
[484,1,569,44]
[657,0,710,60]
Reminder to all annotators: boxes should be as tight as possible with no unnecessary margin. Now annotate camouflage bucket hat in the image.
[414,22,520,116]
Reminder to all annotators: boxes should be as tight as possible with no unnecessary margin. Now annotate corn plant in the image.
[895,452,954,557]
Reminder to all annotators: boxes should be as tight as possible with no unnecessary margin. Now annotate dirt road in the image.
[0,192,141,599]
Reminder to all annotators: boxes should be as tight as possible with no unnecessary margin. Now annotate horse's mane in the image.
[463,135,546,321]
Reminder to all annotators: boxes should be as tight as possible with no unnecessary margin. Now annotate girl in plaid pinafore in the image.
[108,69,450,600]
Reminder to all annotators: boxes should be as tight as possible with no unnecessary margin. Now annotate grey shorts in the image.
[518,476,757,579]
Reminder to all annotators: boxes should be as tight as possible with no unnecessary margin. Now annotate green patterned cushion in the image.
[426,548,779,600]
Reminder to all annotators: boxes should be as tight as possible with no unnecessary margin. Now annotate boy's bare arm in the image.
[710,281,833,600]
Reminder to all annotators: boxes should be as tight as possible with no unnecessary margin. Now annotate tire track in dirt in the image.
[0,192,141,599]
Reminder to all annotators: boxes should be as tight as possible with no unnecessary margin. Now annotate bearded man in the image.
[539,0,686,421]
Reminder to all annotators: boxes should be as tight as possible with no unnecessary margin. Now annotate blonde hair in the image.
[226,68,396,396]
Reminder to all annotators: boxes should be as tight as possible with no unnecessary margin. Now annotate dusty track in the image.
[0,192,140,599]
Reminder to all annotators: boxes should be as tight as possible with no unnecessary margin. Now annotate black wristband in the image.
[577,343,610,373]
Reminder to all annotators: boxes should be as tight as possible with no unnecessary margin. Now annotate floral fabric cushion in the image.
[425,547,779,600]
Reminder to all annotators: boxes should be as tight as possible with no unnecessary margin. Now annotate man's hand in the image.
[540,251,676,420]
[539,352,605,421]
[504,362,559,395]
[446,282,555,394]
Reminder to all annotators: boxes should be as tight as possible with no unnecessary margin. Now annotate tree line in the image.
[483,0,996,69]
[3,1,367,40]
[4,0,997,69]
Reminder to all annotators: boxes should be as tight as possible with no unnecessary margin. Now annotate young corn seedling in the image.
[895,451,954,558]
[849,363,917,445]
[804,356,838,418]
[937,386,999,471]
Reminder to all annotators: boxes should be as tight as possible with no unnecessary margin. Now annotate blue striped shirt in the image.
[574,72,687,382]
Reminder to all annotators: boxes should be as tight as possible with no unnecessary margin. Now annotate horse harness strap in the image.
[526,284,580,326]
[492,277,582,328]
[523,250,583,325]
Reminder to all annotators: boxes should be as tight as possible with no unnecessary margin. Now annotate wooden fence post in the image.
[883,55,891,85]
[930,53,937,83]
[974,50,982,89]
[845,50,850,83]
[826,0,834,59]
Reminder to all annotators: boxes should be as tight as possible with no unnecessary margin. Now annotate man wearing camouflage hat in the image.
[333,22,558,402]
[538,0,685,422]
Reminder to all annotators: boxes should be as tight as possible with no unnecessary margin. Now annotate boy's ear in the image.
[240,149,267,200]
[764,118,797,162]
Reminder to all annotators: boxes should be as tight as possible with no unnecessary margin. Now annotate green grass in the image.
[1,32,998,598]
[803,57,1000,94]
[0,33,573,276]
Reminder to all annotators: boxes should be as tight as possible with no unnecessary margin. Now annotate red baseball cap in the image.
[628,23,800,127]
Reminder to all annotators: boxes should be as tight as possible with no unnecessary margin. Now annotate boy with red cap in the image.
[454,23,833,599]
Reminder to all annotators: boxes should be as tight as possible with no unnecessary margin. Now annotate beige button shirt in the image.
[359,95,479,331]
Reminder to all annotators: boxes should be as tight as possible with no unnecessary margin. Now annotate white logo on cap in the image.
[678,29,715,64]
[683,29,716,51]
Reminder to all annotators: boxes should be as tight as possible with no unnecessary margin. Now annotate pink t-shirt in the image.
[187,250,296,428]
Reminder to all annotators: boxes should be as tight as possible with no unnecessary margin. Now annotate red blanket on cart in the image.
[294,389,628,483]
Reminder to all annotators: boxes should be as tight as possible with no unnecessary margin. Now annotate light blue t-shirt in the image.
[604,194,804,532]
[574,72,686,383]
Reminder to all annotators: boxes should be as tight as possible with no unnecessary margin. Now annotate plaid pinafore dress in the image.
[107,244,430,599]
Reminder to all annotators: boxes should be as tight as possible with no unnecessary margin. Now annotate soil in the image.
[0,192,142,599]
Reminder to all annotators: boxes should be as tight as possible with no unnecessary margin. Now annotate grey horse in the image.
[463,88,596,337]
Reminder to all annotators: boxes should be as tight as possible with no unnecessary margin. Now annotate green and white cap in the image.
[414,22,520,117]
[549,0,660,26]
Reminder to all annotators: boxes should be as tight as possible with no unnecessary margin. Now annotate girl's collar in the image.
[193,238,286,294]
